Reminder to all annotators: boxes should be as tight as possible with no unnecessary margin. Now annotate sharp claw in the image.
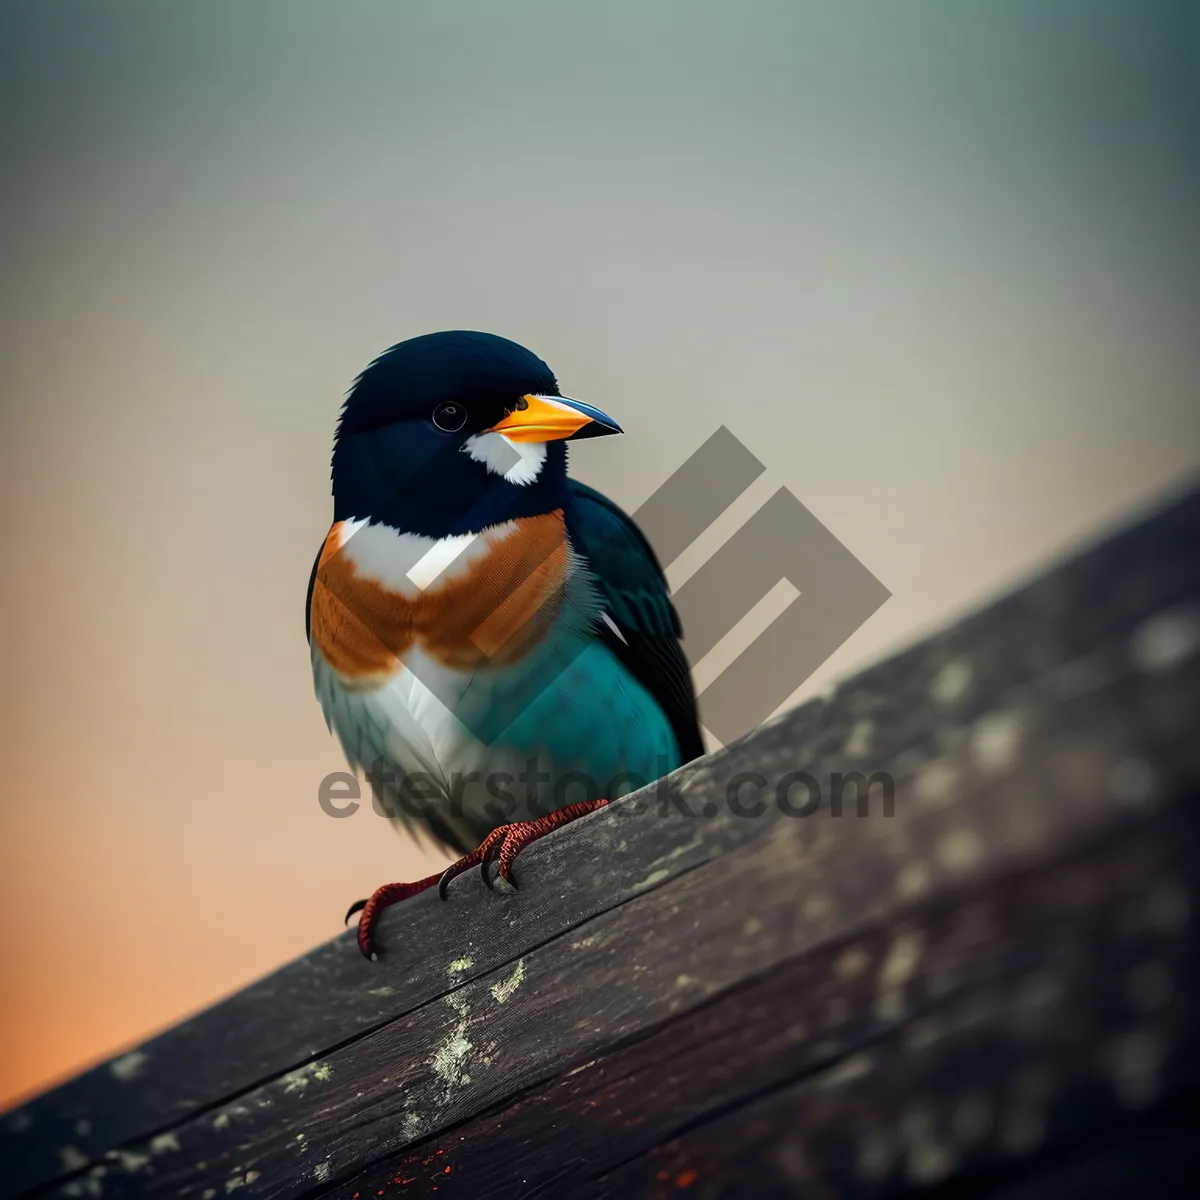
[438,866,458,900]
[481,833,511,890]
[344,898,367,925]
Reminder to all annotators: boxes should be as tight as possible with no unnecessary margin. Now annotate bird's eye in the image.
[432,401,468,432]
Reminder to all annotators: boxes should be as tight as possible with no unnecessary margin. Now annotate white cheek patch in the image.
[461,432,547,485]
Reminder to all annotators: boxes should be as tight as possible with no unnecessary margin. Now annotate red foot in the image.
[345,798,609,960]
[343,872,442,960]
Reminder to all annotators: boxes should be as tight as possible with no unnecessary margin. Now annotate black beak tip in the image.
[570,418,623,439]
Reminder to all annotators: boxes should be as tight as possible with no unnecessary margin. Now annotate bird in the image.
[307,331,704,958]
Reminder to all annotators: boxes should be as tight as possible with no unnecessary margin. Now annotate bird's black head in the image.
[330,331,620,537]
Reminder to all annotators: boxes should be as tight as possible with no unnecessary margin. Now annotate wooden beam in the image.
[3,481,1197,1199]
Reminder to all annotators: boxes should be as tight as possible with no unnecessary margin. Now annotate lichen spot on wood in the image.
[969,710,1025,773]
[843,718,875,758]
[432,1005,473,1094]
[490,959,526,1004]
[930,658,973,704]
[914,759,958,810]
[110,1050,149,1081]
[58,1146,87,1171]
[937,828,984,873]
[879,931,924,990]
[1130,603,1200,673]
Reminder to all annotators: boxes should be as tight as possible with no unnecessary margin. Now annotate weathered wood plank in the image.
[37,630,1200,1196]
[589,828,1200,1198]
[4,482,1196,1199]
[319,808,1199,1198]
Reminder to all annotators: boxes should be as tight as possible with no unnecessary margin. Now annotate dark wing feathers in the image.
[564,480,705,764]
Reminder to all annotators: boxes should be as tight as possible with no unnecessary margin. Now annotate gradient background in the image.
[1,0,1197,1110]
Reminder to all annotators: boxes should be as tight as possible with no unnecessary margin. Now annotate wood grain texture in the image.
[323,811,1200,1198]
[3,482,1197,1200]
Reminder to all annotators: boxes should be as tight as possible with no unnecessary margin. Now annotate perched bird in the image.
[307,331,703,957]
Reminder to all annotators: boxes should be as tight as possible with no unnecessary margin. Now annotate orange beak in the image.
[487,394,622,443]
